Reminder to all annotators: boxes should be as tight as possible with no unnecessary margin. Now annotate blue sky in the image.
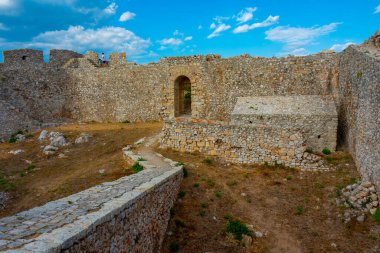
[0,0,379,63]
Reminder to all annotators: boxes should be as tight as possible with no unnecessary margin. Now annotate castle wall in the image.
[2,49,44,66]
[336,45,380,191]
[50,49,83,65]
[160,118,328,170]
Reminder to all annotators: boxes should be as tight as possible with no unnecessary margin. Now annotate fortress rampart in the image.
[0,31,379,193]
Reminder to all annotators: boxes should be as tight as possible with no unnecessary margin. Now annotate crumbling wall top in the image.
[50,49,83,65]
[3,49,44,65]
[160,54,221,64]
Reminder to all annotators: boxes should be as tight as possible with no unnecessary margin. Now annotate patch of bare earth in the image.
[0,122,162,218]
[159,149,380,253]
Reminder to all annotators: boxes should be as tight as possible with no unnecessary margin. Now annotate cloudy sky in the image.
[0,0,378,63]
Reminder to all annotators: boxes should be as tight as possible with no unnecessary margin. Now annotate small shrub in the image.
[20,172,27,177]
[295,206,304,215]
[374,208,380,222]
[199,210,206,217]
[322,148,331,155]
[130,162,143,173]
[0,175,16,191]
[202,158,213,165]
[227,180,237,187]
[226,219,253,241]
[169,242,180,252]
[200,202,208,208]
[215,191,221,198]
[8,136,17,143]
[67,200,73,204]
[193,183,200,188]
[27,165,36,172]
[224,214,233,220]
[286,176,292,181]
[178,191,186,199]
[137,157,146,162]
[305,147,313,154]
[356,72,363,78]
[335,185,343,197]
[121,120,130,124]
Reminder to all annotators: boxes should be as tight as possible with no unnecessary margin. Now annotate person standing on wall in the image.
[101,53,106,66]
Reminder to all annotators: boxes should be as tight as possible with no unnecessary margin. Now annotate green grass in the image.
[200,202,208,208]
[374,208,380,222]
[130,162,144,173]
[193,183,200,188]
[137,157,146,162]
[0,174,16,191]
[27,165,36,172]
[207,179,215,187]
[335,185,344,197]
[322,148,331,155]
[175,162,184,166]
[9,130,24,143]
[202,158,213,165]
[227,180,237,187]
[286,176,292,181]
[295,206,304,215]
[305,147,313,154]
[215,191,221,198]
[226,219,253,241]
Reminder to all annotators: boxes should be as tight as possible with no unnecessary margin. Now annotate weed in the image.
[25,134,34,138]
[242,173,249,178]
[8,136,17,143]
[27,165,36,172]
[227,180,237,187]
[193,183,200,188]
[295,206,304,215]
[373,208,380,222]
[316,183,325,189]
[67,200,73,204]
[286,176,292,181]
[130,162,143,173]
[305,147,313,154]
[174,219,185,227]
[183,168,188,178]
[224,214,233,220]
[215,191,221,198]
[246,197,252,203]
[178,191,186,199]
[356,72,363,78]
[137,157,146,161]
[0,174,16,191]
[349,177,358,184]
[20,172,27,177]
[175,162,184,167]
[202,157,213,165]
[335,185,343,197]
[199,210,206,217]
[322,148,331,155]
[200,202,208,208]
[369,234,378,241]
[121,120,130,124]
[169,242,180,252]
[16,216,24,220]
[207,179,215,187]
[226,219,253,241]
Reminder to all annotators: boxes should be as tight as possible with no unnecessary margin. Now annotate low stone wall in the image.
[0,149,183,252]
[160,118,328,170]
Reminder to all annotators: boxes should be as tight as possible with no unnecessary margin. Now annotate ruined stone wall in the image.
[162,53,339,120]
[337,45,380,191]
[160,118,328,170]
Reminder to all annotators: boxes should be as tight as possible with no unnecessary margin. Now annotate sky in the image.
[0,0,379,63]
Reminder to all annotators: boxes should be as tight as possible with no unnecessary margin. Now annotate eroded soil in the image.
[160,149,380,253]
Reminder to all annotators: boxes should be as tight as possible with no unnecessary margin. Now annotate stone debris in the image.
[15,134,25,142]
[58,153,66,158]
[50,135,67,147]
[336,181,379,222]
[75,133,91,144]
[43,145,58,155]
[0,192,10,210]
[134,137,145,145]
[38,130,48,141]
[8,149,24,155]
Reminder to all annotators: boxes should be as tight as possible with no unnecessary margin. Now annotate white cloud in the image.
[330,42,355,52]
[159,37,183,46]
[236,7,257,23]
[103,2,117,15]
[0,23,9,31]
[210,23,216,29]
[119,11,136,22]
[198,25,203,30]
[12,26,151,56]
[207,23,231,39]
[265,22,341,49]
[375,4,380,13]
[233,15,279,34]
[184,36,193,41]
[33,0,76,5]
[0,0,19,15]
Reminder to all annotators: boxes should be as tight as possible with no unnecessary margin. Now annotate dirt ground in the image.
[160,149,380,253]
[0,122,162,217]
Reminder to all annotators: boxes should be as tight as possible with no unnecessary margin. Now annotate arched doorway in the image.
[174,76,191,117]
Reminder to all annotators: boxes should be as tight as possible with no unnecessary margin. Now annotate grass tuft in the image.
[226,219,253,241]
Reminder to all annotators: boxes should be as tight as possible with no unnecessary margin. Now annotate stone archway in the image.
[174,76,191,117]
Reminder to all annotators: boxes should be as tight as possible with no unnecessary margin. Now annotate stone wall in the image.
[160,118,328,170]
[50,50,83,65]
[2,49,44,66]
[336,44,380,192]
[0,150,183,252]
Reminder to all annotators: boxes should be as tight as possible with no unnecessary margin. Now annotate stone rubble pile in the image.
[336,181,379,223]
[38,130,68,155]
[75,133,91,144]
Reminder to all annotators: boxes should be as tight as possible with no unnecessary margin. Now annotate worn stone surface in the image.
[0,145,183,252]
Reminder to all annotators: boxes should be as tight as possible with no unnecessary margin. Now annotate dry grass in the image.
[159,148,380,253]
[0,122,162,217]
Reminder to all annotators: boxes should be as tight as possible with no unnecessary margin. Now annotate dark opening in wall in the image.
[22,56,27,60]
[174,75,192,117]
